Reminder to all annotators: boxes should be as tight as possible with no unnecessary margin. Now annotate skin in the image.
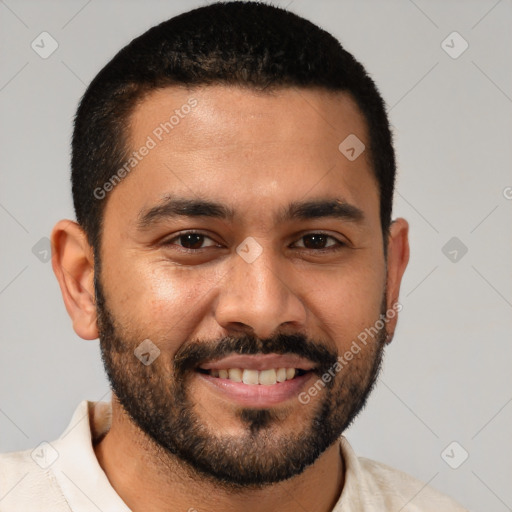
[51,85,409,512]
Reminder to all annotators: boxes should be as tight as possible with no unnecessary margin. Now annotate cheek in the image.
[105,260,223,347]
[304,258,386,344]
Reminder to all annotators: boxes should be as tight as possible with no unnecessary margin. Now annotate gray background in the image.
[1,0,511,509]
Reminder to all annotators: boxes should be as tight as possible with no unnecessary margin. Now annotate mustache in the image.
[173,332,338,378]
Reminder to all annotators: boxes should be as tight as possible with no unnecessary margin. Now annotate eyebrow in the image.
[280,198,364,224]
[136,194,365,230]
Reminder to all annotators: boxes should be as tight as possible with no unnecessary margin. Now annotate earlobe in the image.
[385,218,410,342]
[51,220,99,340]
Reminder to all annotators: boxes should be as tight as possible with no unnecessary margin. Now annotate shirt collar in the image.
[49,399,366,511]
[50,400,131,512]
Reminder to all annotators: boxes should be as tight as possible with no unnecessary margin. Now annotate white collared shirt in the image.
[0,400,467,511]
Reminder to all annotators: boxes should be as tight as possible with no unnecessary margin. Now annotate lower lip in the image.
[196,371,314,407]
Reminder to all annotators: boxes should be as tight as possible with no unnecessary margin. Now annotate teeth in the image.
[242,369,259,385]
[276,368,287,382]
[286,368,296,380]
[209,367,302,385]
[228,368,243,382]
[259,369,277,386]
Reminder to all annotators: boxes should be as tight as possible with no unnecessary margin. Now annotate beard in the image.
[94,269,387,490]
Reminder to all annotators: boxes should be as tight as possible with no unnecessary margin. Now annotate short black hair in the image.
[71,0,396,254]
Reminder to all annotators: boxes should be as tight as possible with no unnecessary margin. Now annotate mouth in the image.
[197,367,309,385]
[194,354,316,406]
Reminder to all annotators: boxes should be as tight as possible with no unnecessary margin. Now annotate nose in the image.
[214,245,307,339]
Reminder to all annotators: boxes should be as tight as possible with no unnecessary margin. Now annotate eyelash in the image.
[162,231,346,253]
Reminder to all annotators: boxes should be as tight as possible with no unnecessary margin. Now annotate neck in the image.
[94,399,345,512]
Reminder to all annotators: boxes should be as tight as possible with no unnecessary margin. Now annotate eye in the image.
[293,233,345,251]
[163,231,220,250]
[162,231,346,253]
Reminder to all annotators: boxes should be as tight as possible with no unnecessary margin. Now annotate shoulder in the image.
[0,447,71,511]
[337,437,468,511]
[359,456,466,510]
[0,400,115,512]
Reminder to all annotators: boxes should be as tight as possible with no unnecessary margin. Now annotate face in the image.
[93,85,398,488]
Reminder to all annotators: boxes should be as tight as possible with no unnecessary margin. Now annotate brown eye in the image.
[295,233,342,250]
[179,233,206,249]
[302,234,328,249]
[163,232,219,250]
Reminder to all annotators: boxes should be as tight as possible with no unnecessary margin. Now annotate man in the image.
[0,2,467,510]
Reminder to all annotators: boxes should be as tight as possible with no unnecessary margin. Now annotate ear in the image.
[384,218,410,343]
[51,220,98,340]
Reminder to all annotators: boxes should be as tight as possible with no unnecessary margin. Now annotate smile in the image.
[195,353,316,406]
[197,367,309,385]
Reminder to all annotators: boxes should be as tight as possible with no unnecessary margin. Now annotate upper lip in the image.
[197,353,316,371]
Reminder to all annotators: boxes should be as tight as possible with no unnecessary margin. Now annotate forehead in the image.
[104,84,378,230]
[130,84,369,154]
